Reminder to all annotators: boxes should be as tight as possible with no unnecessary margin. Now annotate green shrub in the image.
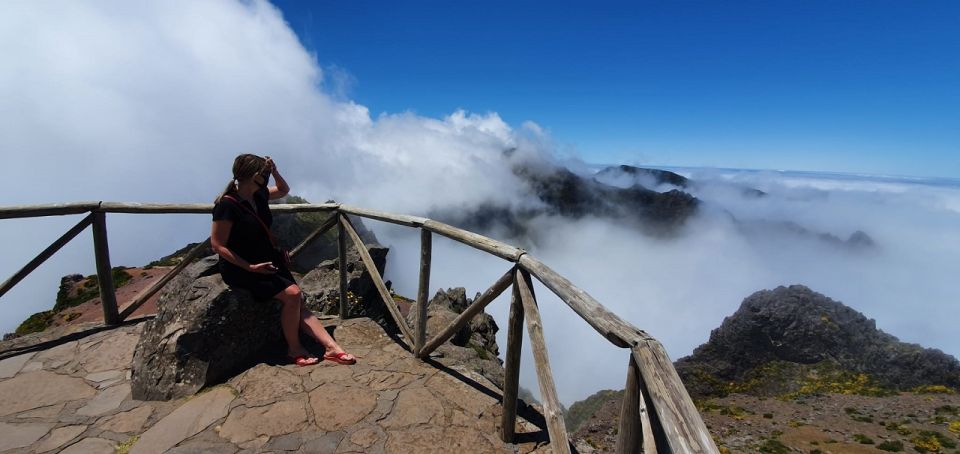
[54,267,133,312]
[936,405,959,415]
[15,310,55,335]
[913,385,956,394]
[913,430,957,452]
[564,389,624,432]
[853,433,874,444]
[877,440,904,452]
[758,439,789,454]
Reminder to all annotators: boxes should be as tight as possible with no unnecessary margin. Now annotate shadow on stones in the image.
[422,356,560,449]
[0,315,154,361]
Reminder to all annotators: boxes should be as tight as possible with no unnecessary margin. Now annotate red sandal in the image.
[323,351,356,365]
[289,355,319,367]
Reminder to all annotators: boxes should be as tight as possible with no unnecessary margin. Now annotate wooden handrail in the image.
[0,202,101,219]
[518,254,649,349]
[0,202,339,219]
[0,201,718,453]
[422,219,524,262]
[339,204,427,227]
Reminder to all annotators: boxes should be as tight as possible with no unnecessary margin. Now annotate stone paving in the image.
[0,318,553,453]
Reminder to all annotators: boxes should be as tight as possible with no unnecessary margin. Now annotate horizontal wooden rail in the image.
[100,202,339,214]
[518,254,650,349]
[422,219,524,262]
[98,203,213,214]
[0,201,339,219]
[339,204,427,227]
[0,202,101,219]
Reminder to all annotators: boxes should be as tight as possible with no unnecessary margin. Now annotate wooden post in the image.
[118,238,211,321]
[515,268,571,454]
[339,215,416,346]
[501,270,524,442]
[290,213,339,259]
[337,214,348,320]
[632,342,720,454]
[0,213,93,300]
[415,228,432,356]
[639,374,658,454]
[418,268,514,358]
[91,211,119,325]
[617,353,648,454]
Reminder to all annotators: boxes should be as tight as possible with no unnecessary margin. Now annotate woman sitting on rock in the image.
[211,153,356,366]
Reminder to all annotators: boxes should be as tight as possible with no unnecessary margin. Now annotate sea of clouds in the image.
[2,1,958,405]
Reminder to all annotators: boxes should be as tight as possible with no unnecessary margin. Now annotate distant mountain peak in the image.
[675,285,960,398]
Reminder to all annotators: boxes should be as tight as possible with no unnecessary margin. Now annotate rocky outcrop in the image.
[405,287,504,388]
[130,256,284,401]
[595,164,690,188]
[736,220,876,251]
[568,389,625,453]
[270,197,380,272]
[519,166,699,232]
[675,285,960,398]
[432,164,701,238]
[300,245,390,327]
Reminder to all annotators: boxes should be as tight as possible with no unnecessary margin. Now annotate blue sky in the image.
[271,1,959,177]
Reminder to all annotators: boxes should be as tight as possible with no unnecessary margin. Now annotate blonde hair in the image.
[215,154,268,203]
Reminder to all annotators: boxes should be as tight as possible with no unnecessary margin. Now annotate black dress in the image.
[212,187,295,301]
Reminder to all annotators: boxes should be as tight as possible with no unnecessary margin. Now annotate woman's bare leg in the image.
[298,301,355,361]
[276,284,314,360]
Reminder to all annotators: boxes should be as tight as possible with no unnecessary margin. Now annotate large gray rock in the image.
[300,245,389,326]
[675,284,960,397]
[406,288,499,354]
[405,287,504,387]
[130,256,283,401]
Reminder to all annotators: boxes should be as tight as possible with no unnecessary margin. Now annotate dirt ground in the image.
[703,392,960,453]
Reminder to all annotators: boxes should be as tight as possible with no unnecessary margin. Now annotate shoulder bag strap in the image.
[221,195,279,248]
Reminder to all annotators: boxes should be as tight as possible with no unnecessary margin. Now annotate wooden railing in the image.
[0,201,718,454]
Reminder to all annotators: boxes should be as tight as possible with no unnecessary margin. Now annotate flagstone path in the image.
[0,318,552,453]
